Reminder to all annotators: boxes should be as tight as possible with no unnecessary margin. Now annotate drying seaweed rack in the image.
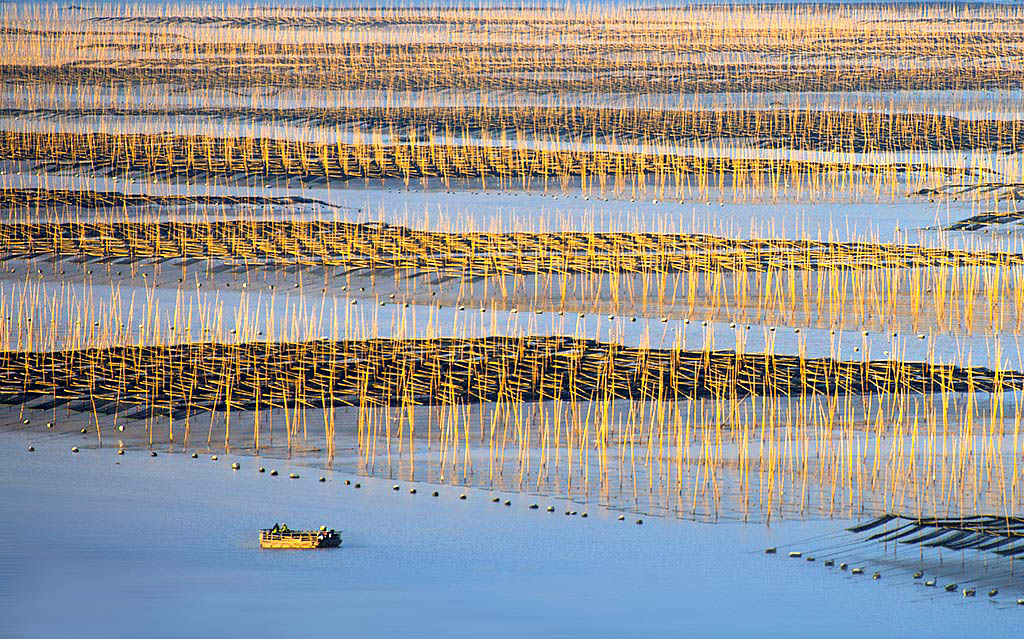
[850,515,1024,557]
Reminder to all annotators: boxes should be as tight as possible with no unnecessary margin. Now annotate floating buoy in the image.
[944,583,958,592]
[46,422,53,429]
[491,497,500,503]
[789,551,802,558]
[617,514,624,520]
[580,513,587,518]
[925,580,936,587]
[191,453,198,458]
[1017,598,1024,605]
[839,563,848,570]
[354,483,361,488]
[117,449,124,455]
[851,568,864,575]
[258,467,265,473]
[409,488,416,493]
[150,451,157,457]
[231,463,240,470]
[211,455,218,461]
[344,480,350,485]
[824,560,834,567]
[270,470,278,476]
[635,519,643,525]
[71,446,79,453]
[913,572,923,579]
[393,485,400,491]
[765,547,777,554]
[318,476,326,482]
[564,510,571,516]
[963,588,976,597]
[432,491,439,497]
[459,494,466,500]
[80,428,87,434]
[529,504,539,509]
[289,473,299,479]
[806,557,815,562]
[988,589,998,598]
[872,572,881,580]
[548,506,556,512]
[504,500,511,506]
[27,446,34,452]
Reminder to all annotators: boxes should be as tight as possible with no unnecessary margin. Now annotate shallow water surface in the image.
[0,432,1019,638]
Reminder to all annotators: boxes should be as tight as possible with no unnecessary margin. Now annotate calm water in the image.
[1,431,1019,638]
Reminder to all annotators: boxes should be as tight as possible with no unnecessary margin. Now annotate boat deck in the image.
[259,529,341,549]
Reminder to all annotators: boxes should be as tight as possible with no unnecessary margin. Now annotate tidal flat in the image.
[3,1,1024,636]
[3,432,1021,638]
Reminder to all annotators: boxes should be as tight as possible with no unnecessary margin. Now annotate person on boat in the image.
[271,523,280,533]
[280,523,289,533]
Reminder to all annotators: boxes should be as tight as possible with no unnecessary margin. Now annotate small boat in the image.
[259,525,341,549]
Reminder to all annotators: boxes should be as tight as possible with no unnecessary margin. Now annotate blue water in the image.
[1,432,1020,638]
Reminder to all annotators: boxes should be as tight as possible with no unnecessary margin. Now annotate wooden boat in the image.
[259,526,341,549]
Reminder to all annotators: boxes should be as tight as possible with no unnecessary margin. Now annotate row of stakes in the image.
[38,444,644,524]
[765,547,1024,604]
[22,442,1022,597]
[0,307,931,346]
[0,277,927,341]
[0,301,929,349]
